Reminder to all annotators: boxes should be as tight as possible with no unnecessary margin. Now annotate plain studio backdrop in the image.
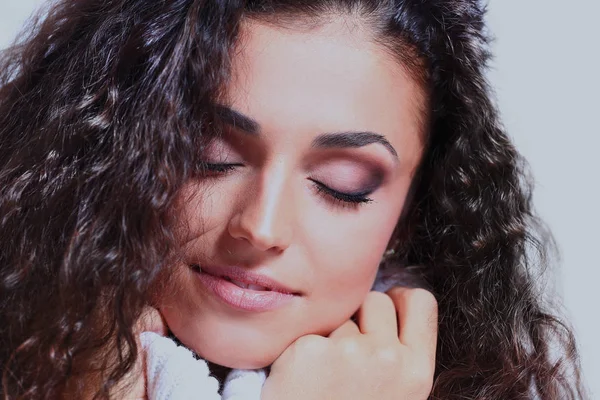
[1,0,598,397]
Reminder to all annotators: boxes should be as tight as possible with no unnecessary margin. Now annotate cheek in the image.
[306,195,400,267]
[174,182,234,242]
[302,202,401,310]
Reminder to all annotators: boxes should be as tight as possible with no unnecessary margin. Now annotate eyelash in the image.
[198,163,374,207]
[308,179,373,207]
[198,162,241,174]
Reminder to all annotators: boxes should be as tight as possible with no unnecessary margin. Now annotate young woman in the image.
[0,0,586,398]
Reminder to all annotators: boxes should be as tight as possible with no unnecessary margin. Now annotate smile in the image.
[190,264,300,312]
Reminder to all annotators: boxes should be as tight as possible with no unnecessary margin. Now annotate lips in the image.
[190,263,299,312]
[224,277,269,291]
[190,264,300,295]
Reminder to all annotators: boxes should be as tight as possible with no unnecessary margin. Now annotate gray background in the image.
[1,0,598,396]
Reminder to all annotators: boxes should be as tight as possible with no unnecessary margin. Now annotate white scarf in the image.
[141,331,265,400]
[142,269,403,399]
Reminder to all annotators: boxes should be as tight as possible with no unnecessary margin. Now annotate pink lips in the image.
[191,264,299,312]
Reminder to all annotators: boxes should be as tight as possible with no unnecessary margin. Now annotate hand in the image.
[114,307,167,399]
[261,288,438,400]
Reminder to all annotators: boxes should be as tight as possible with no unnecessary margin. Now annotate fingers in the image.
[136,306,167,336]
[386,287,438,359]
[356,291,398,341]
[328,319,360,339]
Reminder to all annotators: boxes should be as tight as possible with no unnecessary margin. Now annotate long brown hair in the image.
[0,0,586,398]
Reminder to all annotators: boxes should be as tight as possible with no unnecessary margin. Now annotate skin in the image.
[262,289,437,399]
[159,18,426,370]
[127,289,438,399]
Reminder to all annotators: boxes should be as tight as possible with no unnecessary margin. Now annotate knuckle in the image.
[293,335,326,354]
[374,344,402,364]
[338,337,361,356]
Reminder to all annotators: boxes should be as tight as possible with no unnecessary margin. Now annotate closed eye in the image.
[196,162,375,209]
[197,162,243,175]
[308,178,374,207]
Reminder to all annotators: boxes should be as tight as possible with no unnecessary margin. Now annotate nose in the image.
[227,167,294,252]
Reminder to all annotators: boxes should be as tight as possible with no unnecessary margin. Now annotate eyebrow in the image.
[215,105,399,161]
[215,105,261,134]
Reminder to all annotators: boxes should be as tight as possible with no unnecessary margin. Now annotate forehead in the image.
[226,19,425,156]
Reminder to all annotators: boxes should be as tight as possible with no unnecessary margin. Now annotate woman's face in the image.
[160,19,426,369]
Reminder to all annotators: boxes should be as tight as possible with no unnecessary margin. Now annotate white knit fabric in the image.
[222,368,267,400]
[141,270,403,399]
[141,332,223,400]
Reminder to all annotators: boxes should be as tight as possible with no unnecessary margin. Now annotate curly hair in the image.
[0,0,586,398]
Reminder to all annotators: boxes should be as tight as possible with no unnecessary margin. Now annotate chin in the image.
[164,313,292,370]
[187,334,285,369]
[203,348,278,370]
